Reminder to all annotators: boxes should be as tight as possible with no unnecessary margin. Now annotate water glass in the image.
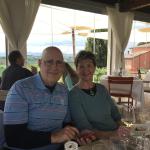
[144,138,150,150]
[136,136,144,150]
[138,108,150,124]
[110,136,128,150]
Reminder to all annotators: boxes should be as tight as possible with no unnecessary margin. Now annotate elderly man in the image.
[3,47,79,150]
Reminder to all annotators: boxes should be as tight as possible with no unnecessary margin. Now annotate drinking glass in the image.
[139,108,150,124]
[110,137,127,150]
[122,105,136,127]
[136,136,144,150]
[144,138,150,150]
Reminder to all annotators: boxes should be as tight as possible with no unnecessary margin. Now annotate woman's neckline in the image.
[77,81,95,90]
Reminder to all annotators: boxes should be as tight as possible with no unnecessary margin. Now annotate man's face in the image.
[39,48,64,85]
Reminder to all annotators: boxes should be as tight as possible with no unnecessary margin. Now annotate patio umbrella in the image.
[87,32,108,40]
[61,26,92,60]
[139,27,150,32]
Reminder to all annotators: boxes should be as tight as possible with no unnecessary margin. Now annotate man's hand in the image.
[51,126,79,143]
[31,66,37,74]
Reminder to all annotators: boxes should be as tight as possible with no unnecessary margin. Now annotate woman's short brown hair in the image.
[75,50,96,68]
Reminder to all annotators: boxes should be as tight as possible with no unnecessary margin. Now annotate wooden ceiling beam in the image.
[119,0,150,12]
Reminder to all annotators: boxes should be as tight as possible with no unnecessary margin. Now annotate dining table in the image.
[78,139,111,150]
[100,77,145,109]
[78,135,150,150]
[78,122,150,150]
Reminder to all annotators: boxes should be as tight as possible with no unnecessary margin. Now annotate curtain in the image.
[107,6,134,70]
[0,0,41,52]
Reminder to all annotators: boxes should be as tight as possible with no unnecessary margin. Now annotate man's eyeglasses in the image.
[43,60,64,67]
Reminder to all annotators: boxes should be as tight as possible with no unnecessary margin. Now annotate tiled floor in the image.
[113,92,150,109]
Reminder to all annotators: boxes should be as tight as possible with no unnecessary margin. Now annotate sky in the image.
[0,4,150,56]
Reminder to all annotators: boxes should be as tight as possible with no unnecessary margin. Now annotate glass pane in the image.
[0,25,6,77]
[125,21,150,78]
[27,4,108,81]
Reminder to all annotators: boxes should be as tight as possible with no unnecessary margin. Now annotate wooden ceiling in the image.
[91,0,150,13]
[42,0,150,22]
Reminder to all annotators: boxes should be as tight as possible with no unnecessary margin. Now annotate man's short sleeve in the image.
[4,82,28,125]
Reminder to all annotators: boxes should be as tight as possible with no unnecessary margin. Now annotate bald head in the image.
[41,46,63,60]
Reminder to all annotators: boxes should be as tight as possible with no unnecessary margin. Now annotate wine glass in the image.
[121,105,136,127]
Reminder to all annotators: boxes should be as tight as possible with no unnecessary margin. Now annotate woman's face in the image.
[76,58,96,82]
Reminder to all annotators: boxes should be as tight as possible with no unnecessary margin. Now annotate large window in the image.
[27,4,108,67]
[125,21,150,75]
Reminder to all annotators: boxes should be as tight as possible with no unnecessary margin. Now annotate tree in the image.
[85,37,107,67]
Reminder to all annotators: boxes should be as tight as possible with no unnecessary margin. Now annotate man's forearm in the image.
[4,124,51,149]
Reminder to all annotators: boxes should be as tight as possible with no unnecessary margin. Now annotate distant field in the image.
[0,64,6,76]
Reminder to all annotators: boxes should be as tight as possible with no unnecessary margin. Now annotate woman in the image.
[69,51,128,143]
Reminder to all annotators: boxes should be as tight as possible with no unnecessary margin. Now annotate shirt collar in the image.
[34,73,47,89]
[34,73,58,90]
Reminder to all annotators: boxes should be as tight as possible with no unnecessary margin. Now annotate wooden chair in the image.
[0,90,8,111]
[108,76,134,108]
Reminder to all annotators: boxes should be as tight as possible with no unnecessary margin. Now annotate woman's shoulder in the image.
[95,83,109,95]
[95,83,107,90]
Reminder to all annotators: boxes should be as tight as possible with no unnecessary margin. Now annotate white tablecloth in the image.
[100,79,144,108]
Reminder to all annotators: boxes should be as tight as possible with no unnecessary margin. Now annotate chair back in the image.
[108,76,134,97]
[0,90,8,110]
